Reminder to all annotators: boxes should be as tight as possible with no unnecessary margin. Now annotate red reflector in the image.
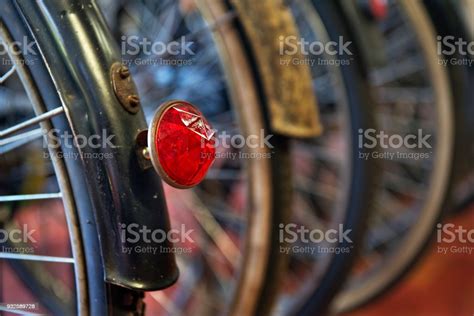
[370,0,388,20]
[148,101,216,188]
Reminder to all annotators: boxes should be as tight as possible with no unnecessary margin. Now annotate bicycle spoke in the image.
[192,187,246,223]
[0,65,16,84]
[383,172,425,197]
[151,292,183,316]
[164,9,238,42]
[295,176,338,202]
[0,253,74,263]
[376,190,412,218]
[376,113,434,130]
[0,88,32,113]
[0,107,63,139]
[303,145,345,164]
[126,4,236,67]
[0,193,62,203]
[383,26,416,57]
[205,169,242,180]
[375,87,434,104]
[0,305,42,316]
[370,55,425,86]
[186,192,241,267]
[151,6,237,46]
[378,152,433,170]
[0,128,43,152]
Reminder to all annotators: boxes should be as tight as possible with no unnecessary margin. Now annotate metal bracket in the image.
[111,62,141,114]
[135,129,153,170]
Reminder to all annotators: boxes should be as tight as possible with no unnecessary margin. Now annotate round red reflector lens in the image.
[148,101,216,188]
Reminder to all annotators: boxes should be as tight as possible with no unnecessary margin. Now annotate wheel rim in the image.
[0,21,88,315]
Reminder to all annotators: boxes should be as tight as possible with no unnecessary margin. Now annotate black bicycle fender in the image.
[13,0,179,291]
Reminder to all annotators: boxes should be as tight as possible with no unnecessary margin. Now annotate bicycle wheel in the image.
[0,0,161,314]
[0,0,290,315]
[424,0,474,212]
[271,0,377,315]
[331,0,454,312]
[99,0,292,314]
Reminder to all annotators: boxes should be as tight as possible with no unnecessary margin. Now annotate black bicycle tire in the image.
[0,1,110,314]
[293,1,378,315]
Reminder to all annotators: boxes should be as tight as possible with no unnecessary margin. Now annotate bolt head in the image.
[142,147,151,160]
[119,66,130,79]
[128,94,140,107]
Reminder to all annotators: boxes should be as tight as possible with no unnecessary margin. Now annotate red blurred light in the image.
[370,0,388,20]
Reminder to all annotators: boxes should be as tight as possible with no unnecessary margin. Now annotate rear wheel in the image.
[0,0,290,315]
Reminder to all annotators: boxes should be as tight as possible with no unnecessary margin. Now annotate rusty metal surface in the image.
[230,0,322,138]
[111,62,141,114]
